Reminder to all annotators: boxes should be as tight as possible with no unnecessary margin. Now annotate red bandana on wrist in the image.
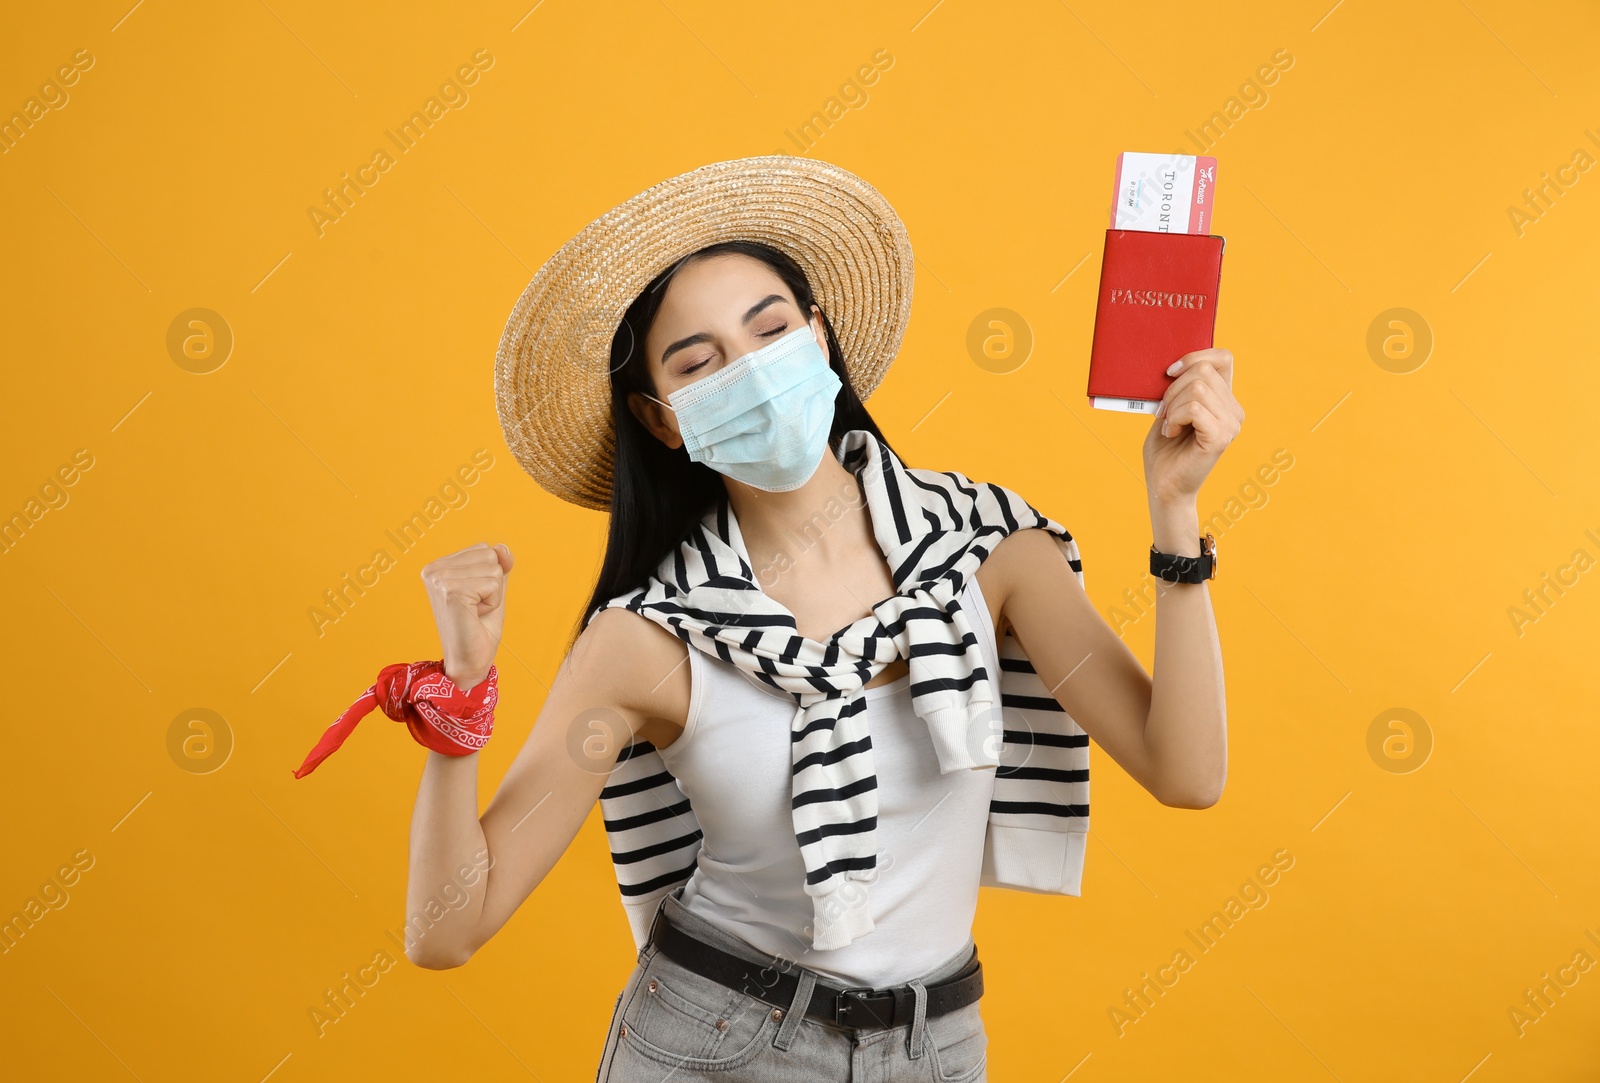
[292,660,498,779]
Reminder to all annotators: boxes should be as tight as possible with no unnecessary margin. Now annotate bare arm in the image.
[402,618,624,968]
[1142,499,1227,807]
[989,348,1241,809]
[988,521,1226,809]
[403,543,688,969]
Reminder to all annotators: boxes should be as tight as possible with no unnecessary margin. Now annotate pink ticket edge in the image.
[1110,152,1127,228]
[1192,155,1218,234]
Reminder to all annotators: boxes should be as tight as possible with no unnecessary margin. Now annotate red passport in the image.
[1086,229,1225,410]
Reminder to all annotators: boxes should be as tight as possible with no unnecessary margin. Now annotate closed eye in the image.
[681,325,789,375]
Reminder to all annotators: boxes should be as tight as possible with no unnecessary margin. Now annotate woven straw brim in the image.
[493,155,914,511]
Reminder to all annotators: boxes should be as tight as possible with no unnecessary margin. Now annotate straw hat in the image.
[492,154,915,511]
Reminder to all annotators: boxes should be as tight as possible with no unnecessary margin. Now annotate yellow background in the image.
[3,0,1598,1078]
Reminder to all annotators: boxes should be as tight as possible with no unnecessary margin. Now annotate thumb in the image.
[493,543,514,576]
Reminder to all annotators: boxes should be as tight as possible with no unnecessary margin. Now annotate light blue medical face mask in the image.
[643,322,842,492]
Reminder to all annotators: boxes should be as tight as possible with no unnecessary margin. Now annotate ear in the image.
[809,304,829,365]
[626,390,683,450]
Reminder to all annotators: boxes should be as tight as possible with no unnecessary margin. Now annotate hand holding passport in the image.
[1087,151,1226,414]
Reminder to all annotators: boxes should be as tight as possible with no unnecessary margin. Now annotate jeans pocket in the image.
[923,999,988,1082]
[618,949,779,1073]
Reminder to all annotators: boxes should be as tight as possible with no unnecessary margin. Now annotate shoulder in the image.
[982,524,1083,599]
[987,528,1081,580]
[576,607,693,715]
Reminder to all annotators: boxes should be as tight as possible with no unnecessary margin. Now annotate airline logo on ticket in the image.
[1110,151,1217,234]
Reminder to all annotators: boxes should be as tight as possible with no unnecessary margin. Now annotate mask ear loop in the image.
[642,392,675,413]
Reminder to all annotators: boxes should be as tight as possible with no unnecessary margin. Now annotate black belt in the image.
[648,907,983,1031]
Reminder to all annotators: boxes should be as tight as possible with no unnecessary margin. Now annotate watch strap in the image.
[1150,533,1217,583]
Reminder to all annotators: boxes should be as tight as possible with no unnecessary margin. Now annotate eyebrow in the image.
[658,294,790,367]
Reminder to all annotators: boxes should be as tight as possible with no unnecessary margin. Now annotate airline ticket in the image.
[1109,151,1217,235]
[1093,151,1219,414]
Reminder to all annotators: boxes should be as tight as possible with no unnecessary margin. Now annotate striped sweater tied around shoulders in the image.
[592,428,1090,952]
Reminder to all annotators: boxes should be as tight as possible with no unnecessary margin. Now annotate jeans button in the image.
[771,1008,784,1021]
[648,979,658,993]
[716,1018,729,1031]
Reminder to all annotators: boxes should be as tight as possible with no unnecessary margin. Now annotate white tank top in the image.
[656,576,1002,988]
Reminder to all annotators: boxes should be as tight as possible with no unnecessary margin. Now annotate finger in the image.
[1166,399,1226,450]
[1162,356,1230,408]
[454,541,512,569]
[1159,368,1211,424]
[1163,397,1201,438]
[442,573,507,611]
[494,545,512,605]
[477,573,509,616]
[1188,361,1241,416]
[425,567,502,600]
[1181,347,1233,377]
[1157,359,1210,418]
[1173,347,1233,388]
[1193,381,1242,437]
[1157,381,1187,426]
[1160,386,1190,436]
[1167,364,1241,432]
[436,551,509,576]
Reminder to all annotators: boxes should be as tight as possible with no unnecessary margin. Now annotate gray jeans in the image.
[594,887,987,1081]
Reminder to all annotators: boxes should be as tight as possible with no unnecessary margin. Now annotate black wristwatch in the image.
[1150,533,1217,584]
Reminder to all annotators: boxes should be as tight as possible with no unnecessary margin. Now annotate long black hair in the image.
[568,240,899,654]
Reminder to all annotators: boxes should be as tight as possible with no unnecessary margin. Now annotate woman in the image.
[401,157,1236,1080]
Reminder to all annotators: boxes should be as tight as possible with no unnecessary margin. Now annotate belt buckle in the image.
[833,987,880,1028]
